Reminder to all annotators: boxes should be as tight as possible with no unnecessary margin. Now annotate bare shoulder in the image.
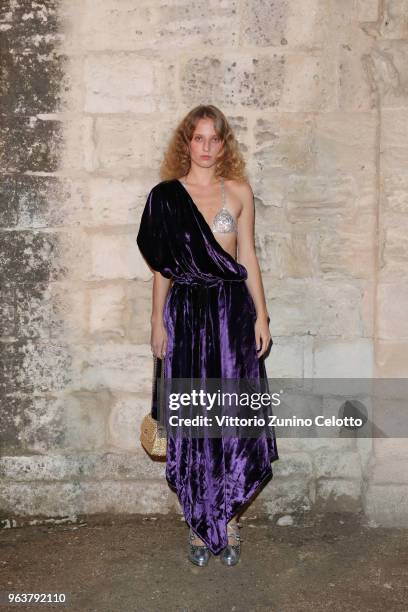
[225,178,254,209]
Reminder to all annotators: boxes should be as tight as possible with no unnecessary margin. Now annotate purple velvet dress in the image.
[137,178,278,554]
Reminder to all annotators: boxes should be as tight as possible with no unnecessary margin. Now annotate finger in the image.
[255,332,261,352]
[258,335,270,357]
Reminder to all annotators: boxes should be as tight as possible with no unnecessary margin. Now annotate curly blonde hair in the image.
[160,104,248,183]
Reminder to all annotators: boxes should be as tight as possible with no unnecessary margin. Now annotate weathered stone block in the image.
[380,227,408,279]
[89,284,126,338]
[376,341,408,377]
[368,42,408,108]
[313,338,373,377]
[1,32,65,115]
[107,393,146,451]
[59,390,110,451]
[0,452,165,482]
[273,452,313,479]
[6,281,85,346]
[78,0,239,51]
[181,52,336,111]
[372,393,408,438]
[14,283,64,339]
[57,229,92,285]
[255,478,314,516]
[285,175,358,224]
[379,1,408,39]
[82,480,175,514]
[371,458,408,484]
[0,230,64,284]
[263,336,307,378]
[0,481,84,517]
[183,55,255,108]
[374,438,408,460]
[337,30,377,111]
[84,52,177,114]
[127,281,156,345]
[61,116,96,173]
[356,0,379,21]
[0,395,33,453]
[89,233,147,281]
[0,480,173,516]
[382,146,408,214]
[313,112,377,197]
[0,175,79,229]
[17,392,108,453]
[0,340,72,394]
[0,285,15,337]
[0,116,63,173]
[254,114,316,177]
[88,177,143,226]
[77,343,152,393]
[0,1,60,39]
[318,214,376,280]
[258,437,355,454]
[364,483,408,527]
[45,284,87,342]
[316,479,361,512]
[94,117,153,177]
[0,178,18,227]
[377,283,408,338]
[313,449,362,480]
[382,108,408,147]
[241,0,355,47]
[264,279,365,337]
[256,231,316,277]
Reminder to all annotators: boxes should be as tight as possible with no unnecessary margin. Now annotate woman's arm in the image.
[150,271,172,359]
[236,181,272,358]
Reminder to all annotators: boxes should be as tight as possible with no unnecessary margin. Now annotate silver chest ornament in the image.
[212,177,237,234]
[180,177,237,234]
[212,207,237,234]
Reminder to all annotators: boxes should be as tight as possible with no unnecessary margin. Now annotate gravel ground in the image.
[0,511,407,612]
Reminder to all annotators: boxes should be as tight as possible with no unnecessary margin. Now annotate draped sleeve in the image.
[137,179,248,284]
[136,184,174,279]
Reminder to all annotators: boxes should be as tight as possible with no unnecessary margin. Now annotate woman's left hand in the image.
[255,315,272,358]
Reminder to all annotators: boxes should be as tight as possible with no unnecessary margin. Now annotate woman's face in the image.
[188,118,224,169]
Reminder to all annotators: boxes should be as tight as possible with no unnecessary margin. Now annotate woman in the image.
[137,104,278,566]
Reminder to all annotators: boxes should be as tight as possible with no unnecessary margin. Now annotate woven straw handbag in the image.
[140,355,167,458]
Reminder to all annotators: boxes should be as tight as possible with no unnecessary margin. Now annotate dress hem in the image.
[165,454,279,555]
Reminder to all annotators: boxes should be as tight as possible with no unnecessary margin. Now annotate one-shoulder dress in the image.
[137,179,278,554]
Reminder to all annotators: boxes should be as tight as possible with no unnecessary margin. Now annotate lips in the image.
[201,155,211,159]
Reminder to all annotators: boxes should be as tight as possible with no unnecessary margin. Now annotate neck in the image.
[184,166,220,187]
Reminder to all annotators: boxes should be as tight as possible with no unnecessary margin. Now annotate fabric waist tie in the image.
[172,278,244,288]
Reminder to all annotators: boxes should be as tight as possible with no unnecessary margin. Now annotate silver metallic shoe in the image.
[188,528,211,567]
[220,521,241,566]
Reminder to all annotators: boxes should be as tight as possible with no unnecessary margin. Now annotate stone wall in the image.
[1,0,407,527]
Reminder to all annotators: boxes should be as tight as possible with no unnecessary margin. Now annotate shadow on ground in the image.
[0,511,407,611]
